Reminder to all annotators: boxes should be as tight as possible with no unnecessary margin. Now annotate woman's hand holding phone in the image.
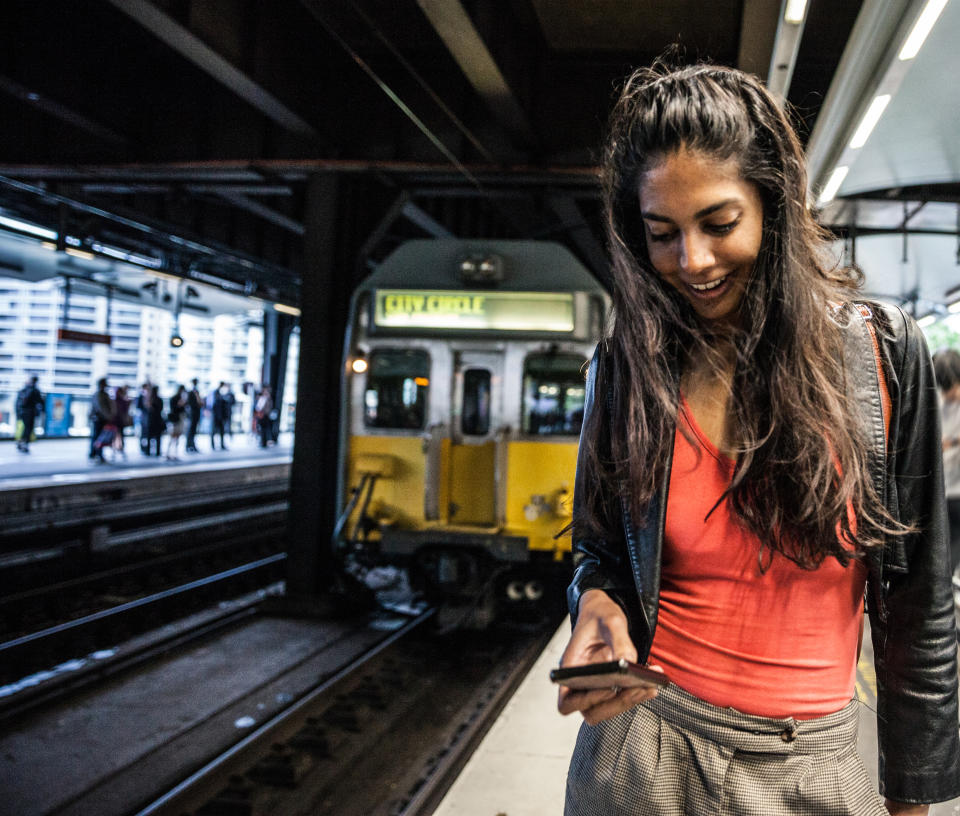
[556,589,663,725]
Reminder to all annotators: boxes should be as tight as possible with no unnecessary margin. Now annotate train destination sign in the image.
[374,289,574,332]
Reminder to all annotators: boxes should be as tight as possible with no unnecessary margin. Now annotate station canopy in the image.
[0,0,956,317]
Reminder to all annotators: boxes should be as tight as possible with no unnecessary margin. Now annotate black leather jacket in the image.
[568,302,960,804]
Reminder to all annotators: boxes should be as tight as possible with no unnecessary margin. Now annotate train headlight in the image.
[459,253,503,284]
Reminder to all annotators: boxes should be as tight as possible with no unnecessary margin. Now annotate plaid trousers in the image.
[565,683,888,815]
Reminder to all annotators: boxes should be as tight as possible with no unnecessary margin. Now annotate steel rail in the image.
[0,553,287,655]
[133,607,436,816]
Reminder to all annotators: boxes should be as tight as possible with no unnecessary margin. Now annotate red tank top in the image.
[648,399,867,719]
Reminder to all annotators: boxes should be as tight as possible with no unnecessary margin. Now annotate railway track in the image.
[0,464,290,685]
[134,613,557,816]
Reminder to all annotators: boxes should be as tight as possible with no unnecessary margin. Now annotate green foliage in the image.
[922,319,960,354]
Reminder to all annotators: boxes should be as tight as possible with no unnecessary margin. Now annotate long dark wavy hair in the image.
[578,62,899,568]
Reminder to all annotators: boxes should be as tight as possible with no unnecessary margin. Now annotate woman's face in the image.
[638,148,764,327]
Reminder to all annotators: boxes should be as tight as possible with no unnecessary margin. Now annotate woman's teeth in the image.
[690,276,727,292]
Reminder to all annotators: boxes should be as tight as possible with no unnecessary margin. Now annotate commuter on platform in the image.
[112,385,132,459]
[254,385,273,448]
[166,384,187,461]
[185,378,202,453]
[210,382,229,450]
[222,382,236,440]
[135,381,152,455]
[14,375,44,453]
[933,348,960,574]
[89,377,113,462]
[558,63,960,815]
[143,384,165,457]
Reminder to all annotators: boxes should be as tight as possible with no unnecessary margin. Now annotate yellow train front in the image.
[338,239,608,627]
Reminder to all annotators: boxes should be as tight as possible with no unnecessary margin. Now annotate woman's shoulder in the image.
[853,299,931,371]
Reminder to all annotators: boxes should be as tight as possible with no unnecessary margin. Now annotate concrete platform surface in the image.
[434,619,960,815]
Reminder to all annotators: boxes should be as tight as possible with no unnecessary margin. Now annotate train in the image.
[336,239,609,627]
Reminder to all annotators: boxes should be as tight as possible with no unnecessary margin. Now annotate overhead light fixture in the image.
[65,247,96,261]
[351,356,368,374]
[899,0,948,60]
[948,299,960,314]
[784,0,808,24]
[917,313,938,328]
[817,165,849,206]
[170,333,184,348]
[0,214,58,241]
[274,303,301,316]
[848,95,891,149]
[91,242,163,269]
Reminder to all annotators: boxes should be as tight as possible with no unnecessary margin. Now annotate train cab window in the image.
[462,369,491,436]
[364,349,429,430]
[522,353,587,436]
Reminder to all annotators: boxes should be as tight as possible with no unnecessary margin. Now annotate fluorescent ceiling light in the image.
[899,0,948,60]
[65,247,96,261]
[274,303,301,316]
[0,214,57,241]
[784,0,808,24]
[849,95,891,149]
[817,165,849,205]
[948,300,960,314]
[917,313,938,327]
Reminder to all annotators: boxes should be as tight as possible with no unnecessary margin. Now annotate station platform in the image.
[0,431,292,488]
[433,618,960,816]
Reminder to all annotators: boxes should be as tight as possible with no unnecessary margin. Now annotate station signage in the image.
[57,328,112,345]
[373,289,574,332]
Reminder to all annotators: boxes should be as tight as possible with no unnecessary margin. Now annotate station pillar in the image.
[286,172,349,601]
[261,310,295,440]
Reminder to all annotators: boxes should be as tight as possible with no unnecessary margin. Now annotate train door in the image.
[448,350,502,526]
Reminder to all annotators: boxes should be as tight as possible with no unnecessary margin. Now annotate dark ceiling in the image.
[0,0,865,304]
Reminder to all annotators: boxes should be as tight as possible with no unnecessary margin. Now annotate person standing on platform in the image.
[933,348,960,574]
[185,378,202,453]
[135,381,151,455]
[144,384,165,457]
[210,382,228,450]
[15,375,44,453]
[254,384,273,448]
[166,384,187,461]
[89,377,112,462]
[112,385,132,460]
[222,382,236,441]
[558,63,960,815]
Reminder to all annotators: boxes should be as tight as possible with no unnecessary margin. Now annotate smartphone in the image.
[549,658,669,690]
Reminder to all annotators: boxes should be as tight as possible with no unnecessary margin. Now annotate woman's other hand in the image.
[557,589,662,725]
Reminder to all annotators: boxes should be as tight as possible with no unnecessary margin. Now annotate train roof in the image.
[359,239,608,294]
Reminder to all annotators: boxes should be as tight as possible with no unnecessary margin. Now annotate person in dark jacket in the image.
[210,382,229,450]
[15,375,44,453]
[557,63,960,815]
[89,377,112,462]
[185,378,202,453]
[143,384,165,457]
[166,384,186,461]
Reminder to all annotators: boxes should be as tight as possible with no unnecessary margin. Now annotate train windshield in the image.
[364,349,429,430]
[522,353,587,436]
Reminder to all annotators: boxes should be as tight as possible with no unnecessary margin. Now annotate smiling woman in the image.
[557,62,960,816]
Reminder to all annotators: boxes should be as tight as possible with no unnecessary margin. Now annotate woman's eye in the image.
[648,231,675,243]
[707,220,739,235]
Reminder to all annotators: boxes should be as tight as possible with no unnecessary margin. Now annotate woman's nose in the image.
[678,233,714,274]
